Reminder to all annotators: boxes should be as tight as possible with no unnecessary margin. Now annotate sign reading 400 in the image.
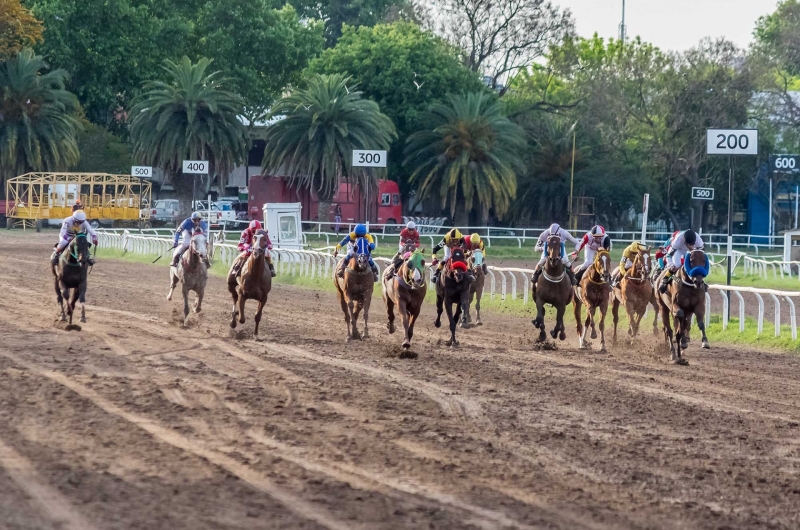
[182,160,209,174]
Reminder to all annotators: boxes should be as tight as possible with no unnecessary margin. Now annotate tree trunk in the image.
[452,194,470,228]
[173,172,195,221]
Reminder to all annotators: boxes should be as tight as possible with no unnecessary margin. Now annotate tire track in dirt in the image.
[0,436,99,530]
[0,350,361,530]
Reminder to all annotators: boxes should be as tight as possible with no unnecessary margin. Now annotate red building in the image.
[247,176,402,225]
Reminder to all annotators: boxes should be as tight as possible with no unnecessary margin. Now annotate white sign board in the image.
[131,166,152,178]
[182,160,209,174]
[706,129,758,155]
[691,187,715,200]
[352,150,387,168]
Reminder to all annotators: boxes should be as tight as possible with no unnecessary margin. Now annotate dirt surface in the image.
[1,233,800,529]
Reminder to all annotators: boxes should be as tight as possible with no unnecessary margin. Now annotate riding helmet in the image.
[684,229,697,246]
[355,224,367,236]
[449,228,463,240]
[191,211,203,220]
[406,221,416,230]
[590,225,605,237]
[249,220,262,230]
[73,210,87,222]
[549,223,560,234]
[470,233,481,244]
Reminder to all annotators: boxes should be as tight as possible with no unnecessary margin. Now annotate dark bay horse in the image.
[52,232,92,329]
[531,235,573,342]
[612,246,658,341]
[461,249,485,328]
[434,248,471,347]
[334,241,374,342]
[167,231,208,327]
[573,249,611,351]
[657,249,710,365]
[228,230,272,340]
[383,250,427,349]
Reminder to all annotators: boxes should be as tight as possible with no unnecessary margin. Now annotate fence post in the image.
[768,293,781,337]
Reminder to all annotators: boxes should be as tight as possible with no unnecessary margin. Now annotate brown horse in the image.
[434,247,471,347]
[52,232,92,330]
[461,248,485,327]
[334,246,374,342]
[383,250,426,349]
[531,235,573,342]
[228,230,272,340]
[167,231,208,327]
[612,246,658,341]
[573,249,612,351]
[657,249,710,364]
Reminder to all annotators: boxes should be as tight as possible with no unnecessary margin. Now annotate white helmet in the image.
[549,223,560,234]
[191,211,203,220]
[73,210,87,222]
[406,221,416,230]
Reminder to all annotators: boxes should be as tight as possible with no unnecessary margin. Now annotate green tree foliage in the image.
[0,0,43,60]
[404,92,525,223]
[0,49,81,183]
[129,57,247,213]
[262,73,396,201]
[72,121,132,173]
[289,0,414,47]
[307,22,484,195]
[194,1,324,127]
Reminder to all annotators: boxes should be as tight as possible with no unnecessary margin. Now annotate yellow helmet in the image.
[470,233,481,244]
[448,228,463,241]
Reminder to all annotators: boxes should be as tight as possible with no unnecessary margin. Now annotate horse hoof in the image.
[434,320,441,329]
[346,336,352,343]
[402,341,411,350]
[590,330,597,339]
[476,320,483,326]
[387,323,396,334]
[600,346,607,353]
[674,358,689,366]
[80,317,86,323]
[60,317,67,323]
[549,330,557,339]
[230,320,236,329]
[559,331,566,341]
[702,341,710,349]
[680,341,688,350]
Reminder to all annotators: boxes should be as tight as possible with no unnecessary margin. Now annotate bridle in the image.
[67,233,91,268]
[626,250,650,283]
[680,249,707,289]
[585,250,611,285]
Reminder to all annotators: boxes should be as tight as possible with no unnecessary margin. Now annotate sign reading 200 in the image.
[706,129,758,156]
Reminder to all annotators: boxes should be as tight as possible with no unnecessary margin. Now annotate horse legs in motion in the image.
[533,300,567,342]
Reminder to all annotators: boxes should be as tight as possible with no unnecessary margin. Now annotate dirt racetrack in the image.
[0,233,799,530]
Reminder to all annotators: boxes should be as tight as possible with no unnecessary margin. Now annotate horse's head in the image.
[594,249,611,283]
[404,251,426,288]
[73,232,92,265]
[470,249,484,272]
[401,241,417,255]
[633,246,651,276]
[190,232,208,259]
[546,235,562,267]
[252,230,268,258]
[449,259,467,283]
[684,248,709,287]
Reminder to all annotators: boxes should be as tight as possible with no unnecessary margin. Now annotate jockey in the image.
[232,220,276,277]
[572,225,611,283]
[532,223,580,286]
[171,212,210,268]
[50,210,98,265]
[72,199,83,212]
[655,231,679,269]
[465,233,488,274]
[432,228,472,284]
[659,229,704,293]
[612,240,647,287]
[386,221,421,279]
[335,224,379,282]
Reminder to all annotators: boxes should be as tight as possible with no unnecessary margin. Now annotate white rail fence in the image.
[97,230,799,340]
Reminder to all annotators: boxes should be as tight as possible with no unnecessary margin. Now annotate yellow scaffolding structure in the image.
[5,172,152,226]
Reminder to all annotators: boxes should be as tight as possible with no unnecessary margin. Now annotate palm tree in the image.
[0,49,81,184]
[262,73,396,202]
[129,57,247,214]
[404,92,525,224]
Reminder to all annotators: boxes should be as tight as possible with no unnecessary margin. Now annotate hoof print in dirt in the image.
[399,350,418,360]
[673,358,690,366]
[65,324,82,332]
[533,340,557,351]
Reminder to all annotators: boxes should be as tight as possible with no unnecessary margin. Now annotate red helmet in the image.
[590,225,605,237]
[249,220,262,230]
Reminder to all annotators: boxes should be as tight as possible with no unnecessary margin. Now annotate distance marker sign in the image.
[131,166,152,178]
[691,187,714,200]
[352,150,387,168]
[182,160,209,174]
[769,154,800,172]
[706,129,758,155]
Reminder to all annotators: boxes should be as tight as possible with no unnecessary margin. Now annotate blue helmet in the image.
[354,224,367,236]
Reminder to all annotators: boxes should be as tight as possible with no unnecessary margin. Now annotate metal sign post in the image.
[351,150,387,225]
[706,129,758,314]
[182,160,209,211]
[640,193,649,244]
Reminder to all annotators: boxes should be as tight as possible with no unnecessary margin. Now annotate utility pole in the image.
[619,0,627,42]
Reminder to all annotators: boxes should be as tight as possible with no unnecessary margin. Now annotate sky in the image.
[562,0,779,52]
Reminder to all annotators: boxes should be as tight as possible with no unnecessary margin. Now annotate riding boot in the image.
[659,273,672,294]
[202,257,211,269]
[269,262,277,278]
[336,258,347,278]
[50,250,60,265]
[88,257,96,266]
[432,265,443,284]
[575,268,586,283]
[566,267,577,286]
[531,266,542,285]
[468,271,476,282]
[482,263,488,274]
[170,252,180,267]
[370,263,380,283]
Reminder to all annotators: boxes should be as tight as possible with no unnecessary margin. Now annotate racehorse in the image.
[573,249,612,351]
[461,249,485,328]
[334,239,374,342]
[167,231,208,327]
[434,247,471,347]
[656,248,710,364]
[382,249,427,349]
[531,235,573,342]
[228,230,272,340]
[52,232,92,329]
[611,246,658,341]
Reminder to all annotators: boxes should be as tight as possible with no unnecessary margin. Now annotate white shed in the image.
[783,228,800,263]
[263,202,303,250]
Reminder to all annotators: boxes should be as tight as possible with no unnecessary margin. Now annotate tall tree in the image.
[0,49,81,184]
[0,0,43,59]
[428,0,574,90]
[404,92,525,223]
[129,57,247,215]
[261,73,396,201]
[306,21,484,197]
[194,1,324,129]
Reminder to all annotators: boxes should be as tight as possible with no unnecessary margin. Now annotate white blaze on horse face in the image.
[602,255,607,271]
[412,268,421,282]
[193,234,207,257]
